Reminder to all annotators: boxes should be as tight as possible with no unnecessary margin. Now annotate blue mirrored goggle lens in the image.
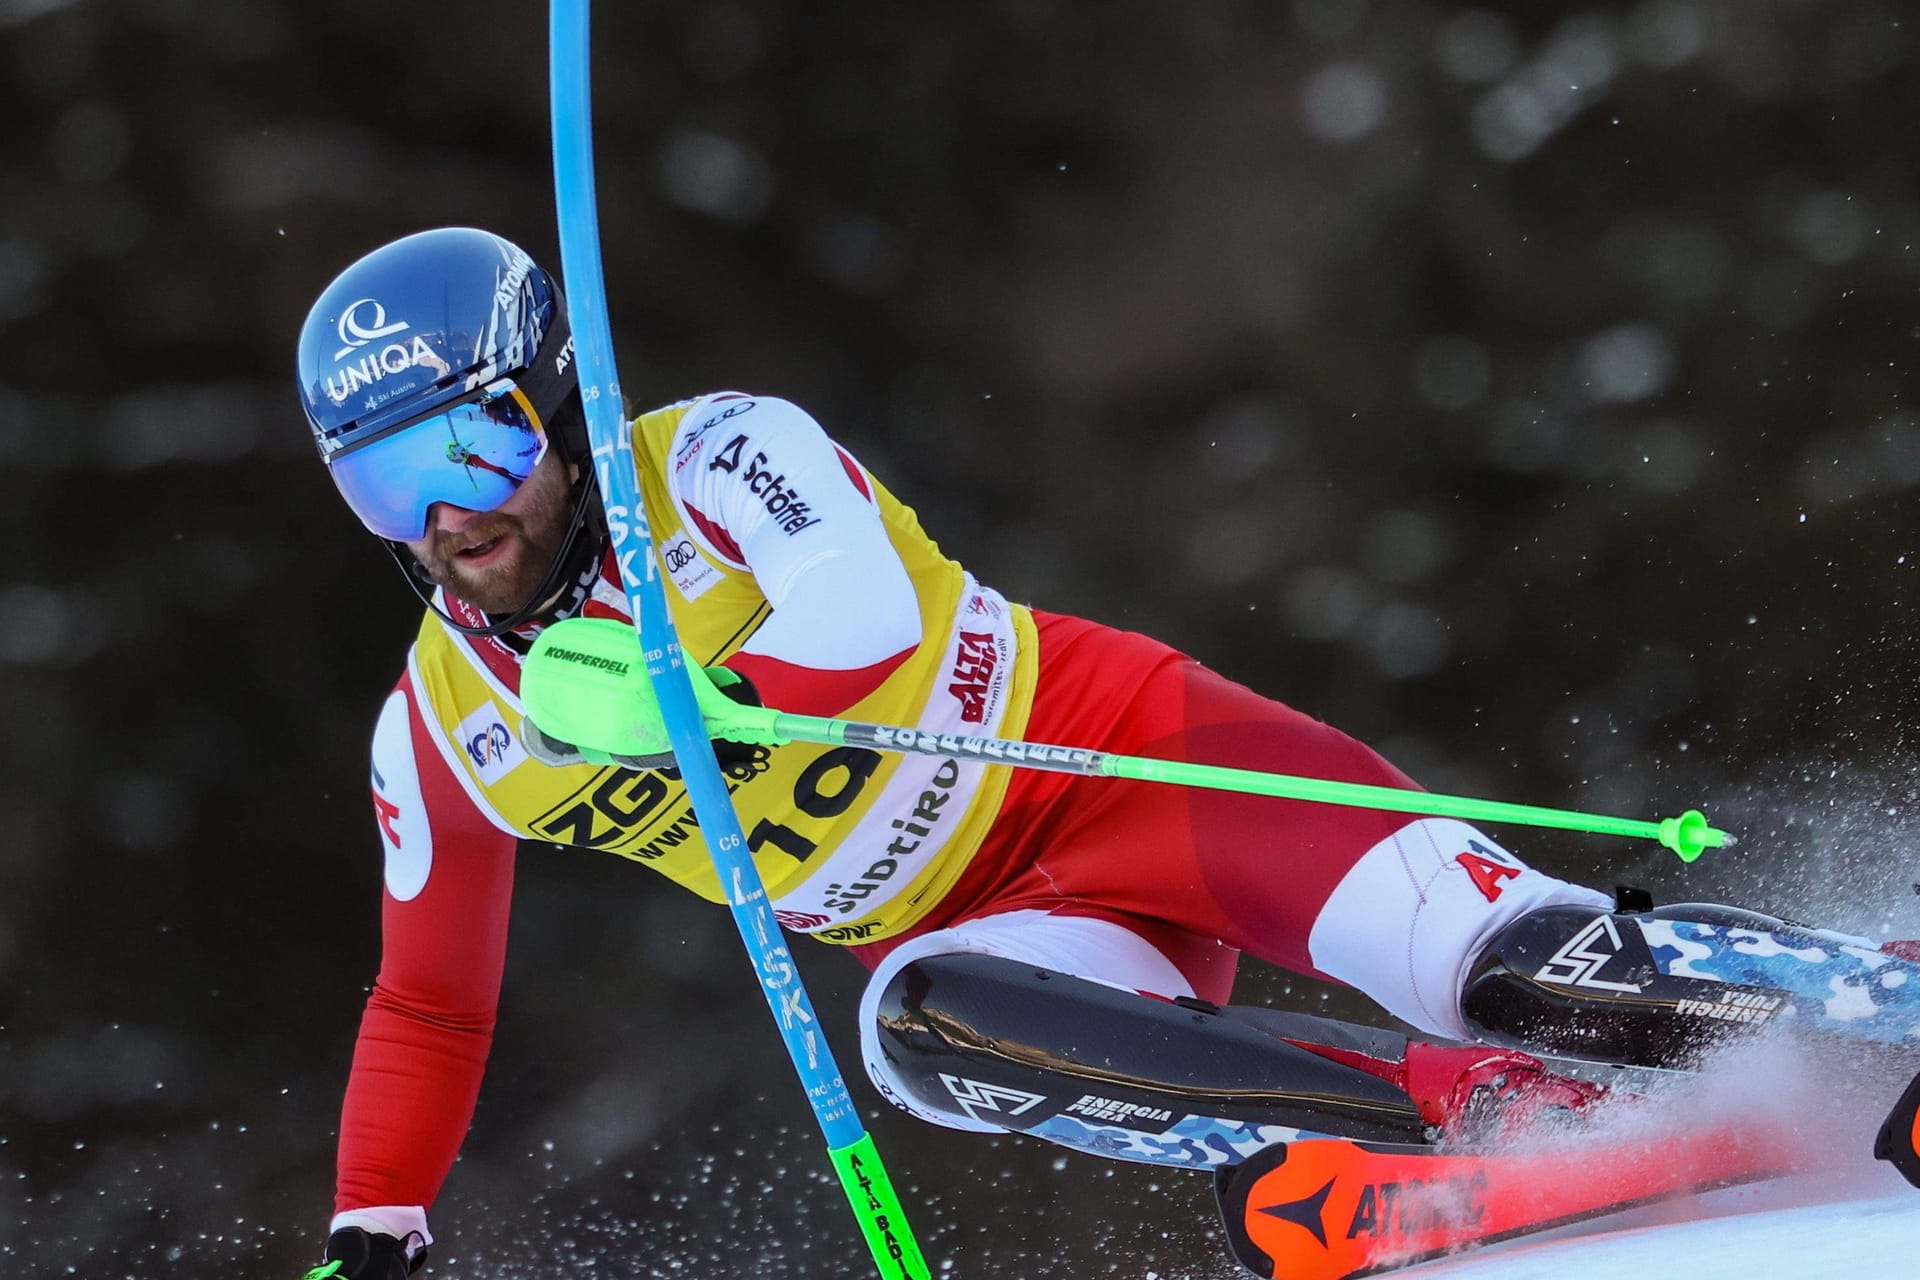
[327,388,549,542]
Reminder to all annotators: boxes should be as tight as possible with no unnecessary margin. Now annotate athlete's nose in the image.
[425,501,482,538]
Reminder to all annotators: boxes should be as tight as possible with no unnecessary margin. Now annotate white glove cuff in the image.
[330,1206,433,1253]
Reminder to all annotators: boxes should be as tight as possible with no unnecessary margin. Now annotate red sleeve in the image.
[335,680,518,1216]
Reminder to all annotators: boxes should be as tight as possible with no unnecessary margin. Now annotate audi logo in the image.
[663,540,698,572]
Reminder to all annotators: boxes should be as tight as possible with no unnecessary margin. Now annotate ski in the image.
[1213,1117,1804,1280]
[1877,1064,1920,1188]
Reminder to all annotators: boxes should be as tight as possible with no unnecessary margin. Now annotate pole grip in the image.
[830,1133,933,1280]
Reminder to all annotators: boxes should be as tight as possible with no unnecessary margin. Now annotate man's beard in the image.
[409,458,574,616]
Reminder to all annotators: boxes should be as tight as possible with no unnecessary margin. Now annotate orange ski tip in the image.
[1219,1123,1807,1280]
[1222,1140,1489,1280]
[1223,1141,1361,1280]
[1874,1067,1920,1188]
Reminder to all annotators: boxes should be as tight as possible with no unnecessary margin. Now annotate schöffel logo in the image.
[333,298,409,358]
[706,433,823,535]
[948,630,999,723]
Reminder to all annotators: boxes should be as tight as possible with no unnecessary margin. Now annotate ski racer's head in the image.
[296,227,602,637]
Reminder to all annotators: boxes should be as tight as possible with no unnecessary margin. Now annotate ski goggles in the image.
[325,379,551,542]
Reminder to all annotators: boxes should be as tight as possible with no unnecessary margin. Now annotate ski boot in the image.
[1462,888,1920,1067]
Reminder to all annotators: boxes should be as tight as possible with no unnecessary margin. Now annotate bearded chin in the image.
[413,455,574,616]
[434,531,550,614]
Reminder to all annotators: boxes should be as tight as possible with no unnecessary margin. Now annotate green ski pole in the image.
[786,717,1729,863]
[522,618,1736,864]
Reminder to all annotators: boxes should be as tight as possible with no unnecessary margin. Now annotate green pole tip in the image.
[1657,809,1730,863]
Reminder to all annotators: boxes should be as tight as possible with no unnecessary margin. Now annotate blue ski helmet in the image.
[297,228,604,638]
[296,227,581,542]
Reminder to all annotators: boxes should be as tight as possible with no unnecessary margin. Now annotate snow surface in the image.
[1399,1181,1916,1280]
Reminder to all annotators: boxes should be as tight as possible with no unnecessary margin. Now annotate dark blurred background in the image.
[4,0,1920,1275]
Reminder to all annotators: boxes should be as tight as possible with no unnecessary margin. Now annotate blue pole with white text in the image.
[547,5,929,1276]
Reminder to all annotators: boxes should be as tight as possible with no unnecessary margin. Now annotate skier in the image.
[291,228,1920,1280]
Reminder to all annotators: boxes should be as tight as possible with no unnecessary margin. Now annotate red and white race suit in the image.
[332,393,1605,1244]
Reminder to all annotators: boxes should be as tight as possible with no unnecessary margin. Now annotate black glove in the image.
[301,1228,426,1280]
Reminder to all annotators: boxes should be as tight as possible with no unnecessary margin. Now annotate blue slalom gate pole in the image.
[547,5,929,1276]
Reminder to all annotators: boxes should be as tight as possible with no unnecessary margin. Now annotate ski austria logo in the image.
[1533,915,1645,993]
[938,1075,1046,1125]
[455,704,528,786]
[467,723,512,767]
